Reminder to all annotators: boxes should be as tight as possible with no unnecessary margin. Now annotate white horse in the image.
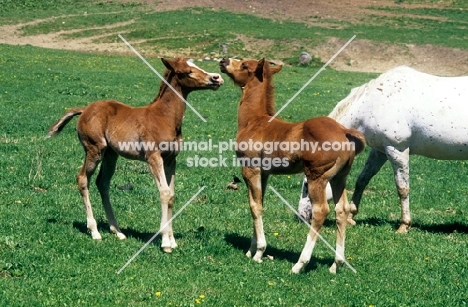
[298,66,468,233]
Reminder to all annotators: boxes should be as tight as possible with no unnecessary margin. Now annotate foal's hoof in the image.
[290,264,303,274]
[110,226,127,240]
[396,223,410,234]
[347,218,356,226]
[116,233,127,240]
[252,256,263,263]
[329,263,338,274]
[91,232,102,240]
[162,247,173,253]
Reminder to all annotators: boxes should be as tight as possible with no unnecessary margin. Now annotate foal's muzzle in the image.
[209,73,224,89]
[219,58,230,73]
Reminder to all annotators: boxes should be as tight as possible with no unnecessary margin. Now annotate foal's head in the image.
[219,58,282,87]
[161,57,224,92]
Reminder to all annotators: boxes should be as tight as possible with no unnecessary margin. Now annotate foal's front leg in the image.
[242,167,267,262]
[164,158,177,250]
[148,153,177,253]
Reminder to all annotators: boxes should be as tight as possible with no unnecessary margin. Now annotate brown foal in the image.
[220,58,365,273]
[47,57,223,253]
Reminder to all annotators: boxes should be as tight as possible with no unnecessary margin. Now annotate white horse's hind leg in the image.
[298,177,312,220]
[385,146,411,233]
[350,149,388,223]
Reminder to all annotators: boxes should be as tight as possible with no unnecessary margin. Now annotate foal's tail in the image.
[345,128,366,155]
[46,107,85,138]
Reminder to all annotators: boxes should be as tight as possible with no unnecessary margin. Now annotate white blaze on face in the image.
[229,58,241,70]
[187,60,224,85]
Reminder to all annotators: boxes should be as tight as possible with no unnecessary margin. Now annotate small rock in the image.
[118,183,133,191]
[299,52,312,66]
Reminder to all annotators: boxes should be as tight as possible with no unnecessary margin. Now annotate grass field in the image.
[1,1,468,306]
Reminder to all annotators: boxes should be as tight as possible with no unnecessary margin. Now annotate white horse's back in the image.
[331,66,468,159]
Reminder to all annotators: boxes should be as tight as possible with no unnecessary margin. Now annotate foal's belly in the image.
[235,151,304,174]
[265,159,304,175]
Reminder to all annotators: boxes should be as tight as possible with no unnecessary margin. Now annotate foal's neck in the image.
[238,77,276,126]
[149,73,188,131]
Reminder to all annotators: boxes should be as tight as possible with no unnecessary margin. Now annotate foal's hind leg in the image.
[96,149,126,240]
[291,178,329,274]
[328,174,351,274]
[298,176,333,220]
[77,147,104,240]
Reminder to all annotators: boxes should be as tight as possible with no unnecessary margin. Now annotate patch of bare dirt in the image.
[311,37,468,76]
[1,0,467,75]
[0,15,136,54]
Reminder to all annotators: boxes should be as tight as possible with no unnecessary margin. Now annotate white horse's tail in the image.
[345,128,366,155]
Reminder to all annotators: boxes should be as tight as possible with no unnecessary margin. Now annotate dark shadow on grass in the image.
[411,221,468,234]
[224,233,334,272]
[342,217,468,233]
[293,215,337,228]
[352,217,468,234]
[354,217,401,228]
[71,220,183,244]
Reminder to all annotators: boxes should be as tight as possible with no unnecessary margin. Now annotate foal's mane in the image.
[152,69,173,103]
[264,62,277,116]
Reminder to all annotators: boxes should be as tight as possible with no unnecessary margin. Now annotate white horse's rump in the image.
[299,66,468,232]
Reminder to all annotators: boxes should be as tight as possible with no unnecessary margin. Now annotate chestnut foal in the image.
[220,58,365,273]
[47,57,223,253]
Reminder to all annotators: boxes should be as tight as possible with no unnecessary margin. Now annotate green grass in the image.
[1,43,468,307]
[1,1,468,306]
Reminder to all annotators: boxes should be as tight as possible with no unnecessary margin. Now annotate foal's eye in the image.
[178,71,192,77]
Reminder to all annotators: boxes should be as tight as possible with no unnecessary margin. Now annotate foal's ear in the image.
[270,64,283,75]
[161,57,190,74]
[255,58,266,82]
[161,58,175,71]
